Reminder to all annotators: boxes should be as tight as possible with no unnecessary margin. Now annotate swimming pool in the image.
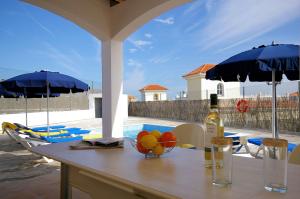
[123,124,174,138]
[123,124,237,139]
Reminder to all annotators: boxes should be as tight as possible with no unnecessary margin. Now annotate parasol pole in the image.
[271,68,278,138]
[47,81,50,134]
[69,90,72,110]
[25,88,28,127]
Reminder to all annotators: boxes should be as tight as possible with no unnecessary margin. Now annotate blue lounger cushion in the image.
[70,129,91,135]
[41,136,83,143]
[33,127,80,132]
[224,132,240,145]
[248,137,297,152]
[32,125,66,131]
[64,128,82,132]
[40,133,71,138]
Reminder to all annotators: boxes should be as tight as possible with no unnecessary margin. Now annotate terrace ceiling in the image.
[24,0,191,41]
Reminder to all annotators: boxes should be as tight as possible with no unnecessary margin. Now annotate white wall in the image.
[200,78,241,99]
[141,91,167,101]
[186,76,202,100]
[0,93,129,128]
[0,109,94,127]
[88,93,128,119]
[185,74,241,100]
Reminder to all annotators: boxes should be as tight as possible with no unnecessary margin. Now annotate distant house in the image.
[128,95,137,102]
[182,64,241,100]
[139,84,168,101]
[289,91,299,97]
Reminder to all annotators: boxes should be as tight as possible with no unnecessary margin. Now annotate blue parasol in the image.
[1,70,88,93]
[0,84,20,98]
[1,83,60,126]
[206,43,300,138]
[0,70,88,132]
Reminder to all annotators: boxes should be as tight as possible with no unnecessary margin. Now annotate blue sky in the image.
[1,0,300,99]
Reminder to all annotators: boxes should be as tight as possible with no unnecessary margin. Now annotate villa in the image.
[139,84,168,101]
[183,64,241,100]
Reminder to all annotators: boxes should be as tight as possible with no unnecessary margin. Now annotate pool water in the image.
[123,124,174,139]
[123,124,237,140]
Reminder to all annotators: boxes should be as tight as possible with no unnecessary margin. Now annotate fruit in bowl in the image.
[130,130,177,158]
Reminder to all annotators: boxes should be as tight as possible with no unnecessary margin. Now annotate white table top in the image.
[31,141,300,199]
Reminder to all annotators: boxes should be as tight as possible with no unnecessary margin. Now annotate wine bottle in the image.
[204,94,224,168]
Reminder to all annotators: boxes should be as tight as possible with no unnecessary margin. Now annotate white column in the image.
[102,40,124,138]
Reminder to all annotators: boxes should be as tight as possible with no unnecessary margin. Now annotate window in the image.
[217,83,224,96]
[153,93,159,101]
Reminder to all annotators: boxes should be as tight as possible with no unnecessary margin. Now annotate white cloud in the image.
[21,5,55,38]
[90,37,101,64]
[198,0,300,50]
[154,17,175,25]
[149,50,176,64]
[150,57,170,64]
[125,59,145,95]
[145,33,152,38]
[128,39,152,50]
[133,40,152,46]
[182,0,204,16]
[70,49,84,62]
[128,59,142,67]
[40,42,81,76]
[205,0,216,12]
[184,21,202,33]
[129,48,137,53]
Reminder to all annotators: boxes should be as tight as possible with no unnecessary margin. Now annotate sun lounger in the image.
[21,129,89,141]
[41,135,83,143]
[223,132,249,154]
[289,145,300,165]
[33,127,81,132]
[2,123,49,148]
[13,123,90,136]
[247,137,298,158]
[31,125,66,131]
[248,137,297,152]
[2,122,87,145]
[2,122,94,163]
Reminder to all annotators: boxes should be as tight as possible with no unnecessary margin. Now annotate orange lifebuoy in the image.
[236,99,249,113]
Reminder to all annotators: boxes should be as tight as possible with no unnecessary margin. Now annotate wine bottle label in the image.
[205,123,217,147]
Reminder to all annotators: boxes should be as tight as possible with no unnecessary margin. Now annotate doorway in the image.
[95,98,102,118]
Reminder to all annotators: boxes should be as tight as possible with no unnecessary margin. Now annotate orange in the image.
[137,131,149,142]
[150,130,161,139]
[152,144,165,155]
[160,132,177,147]
[140,134,158,149]
[136,142,150,154]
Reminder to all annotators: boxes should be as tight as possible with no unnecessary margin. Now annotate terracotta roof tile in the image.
[183,64,216,77]
[289,92,299,97]
[139,84,168,91]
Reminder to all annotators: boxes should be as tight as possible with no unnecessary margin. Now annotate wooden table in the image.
[30,141,300,199]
